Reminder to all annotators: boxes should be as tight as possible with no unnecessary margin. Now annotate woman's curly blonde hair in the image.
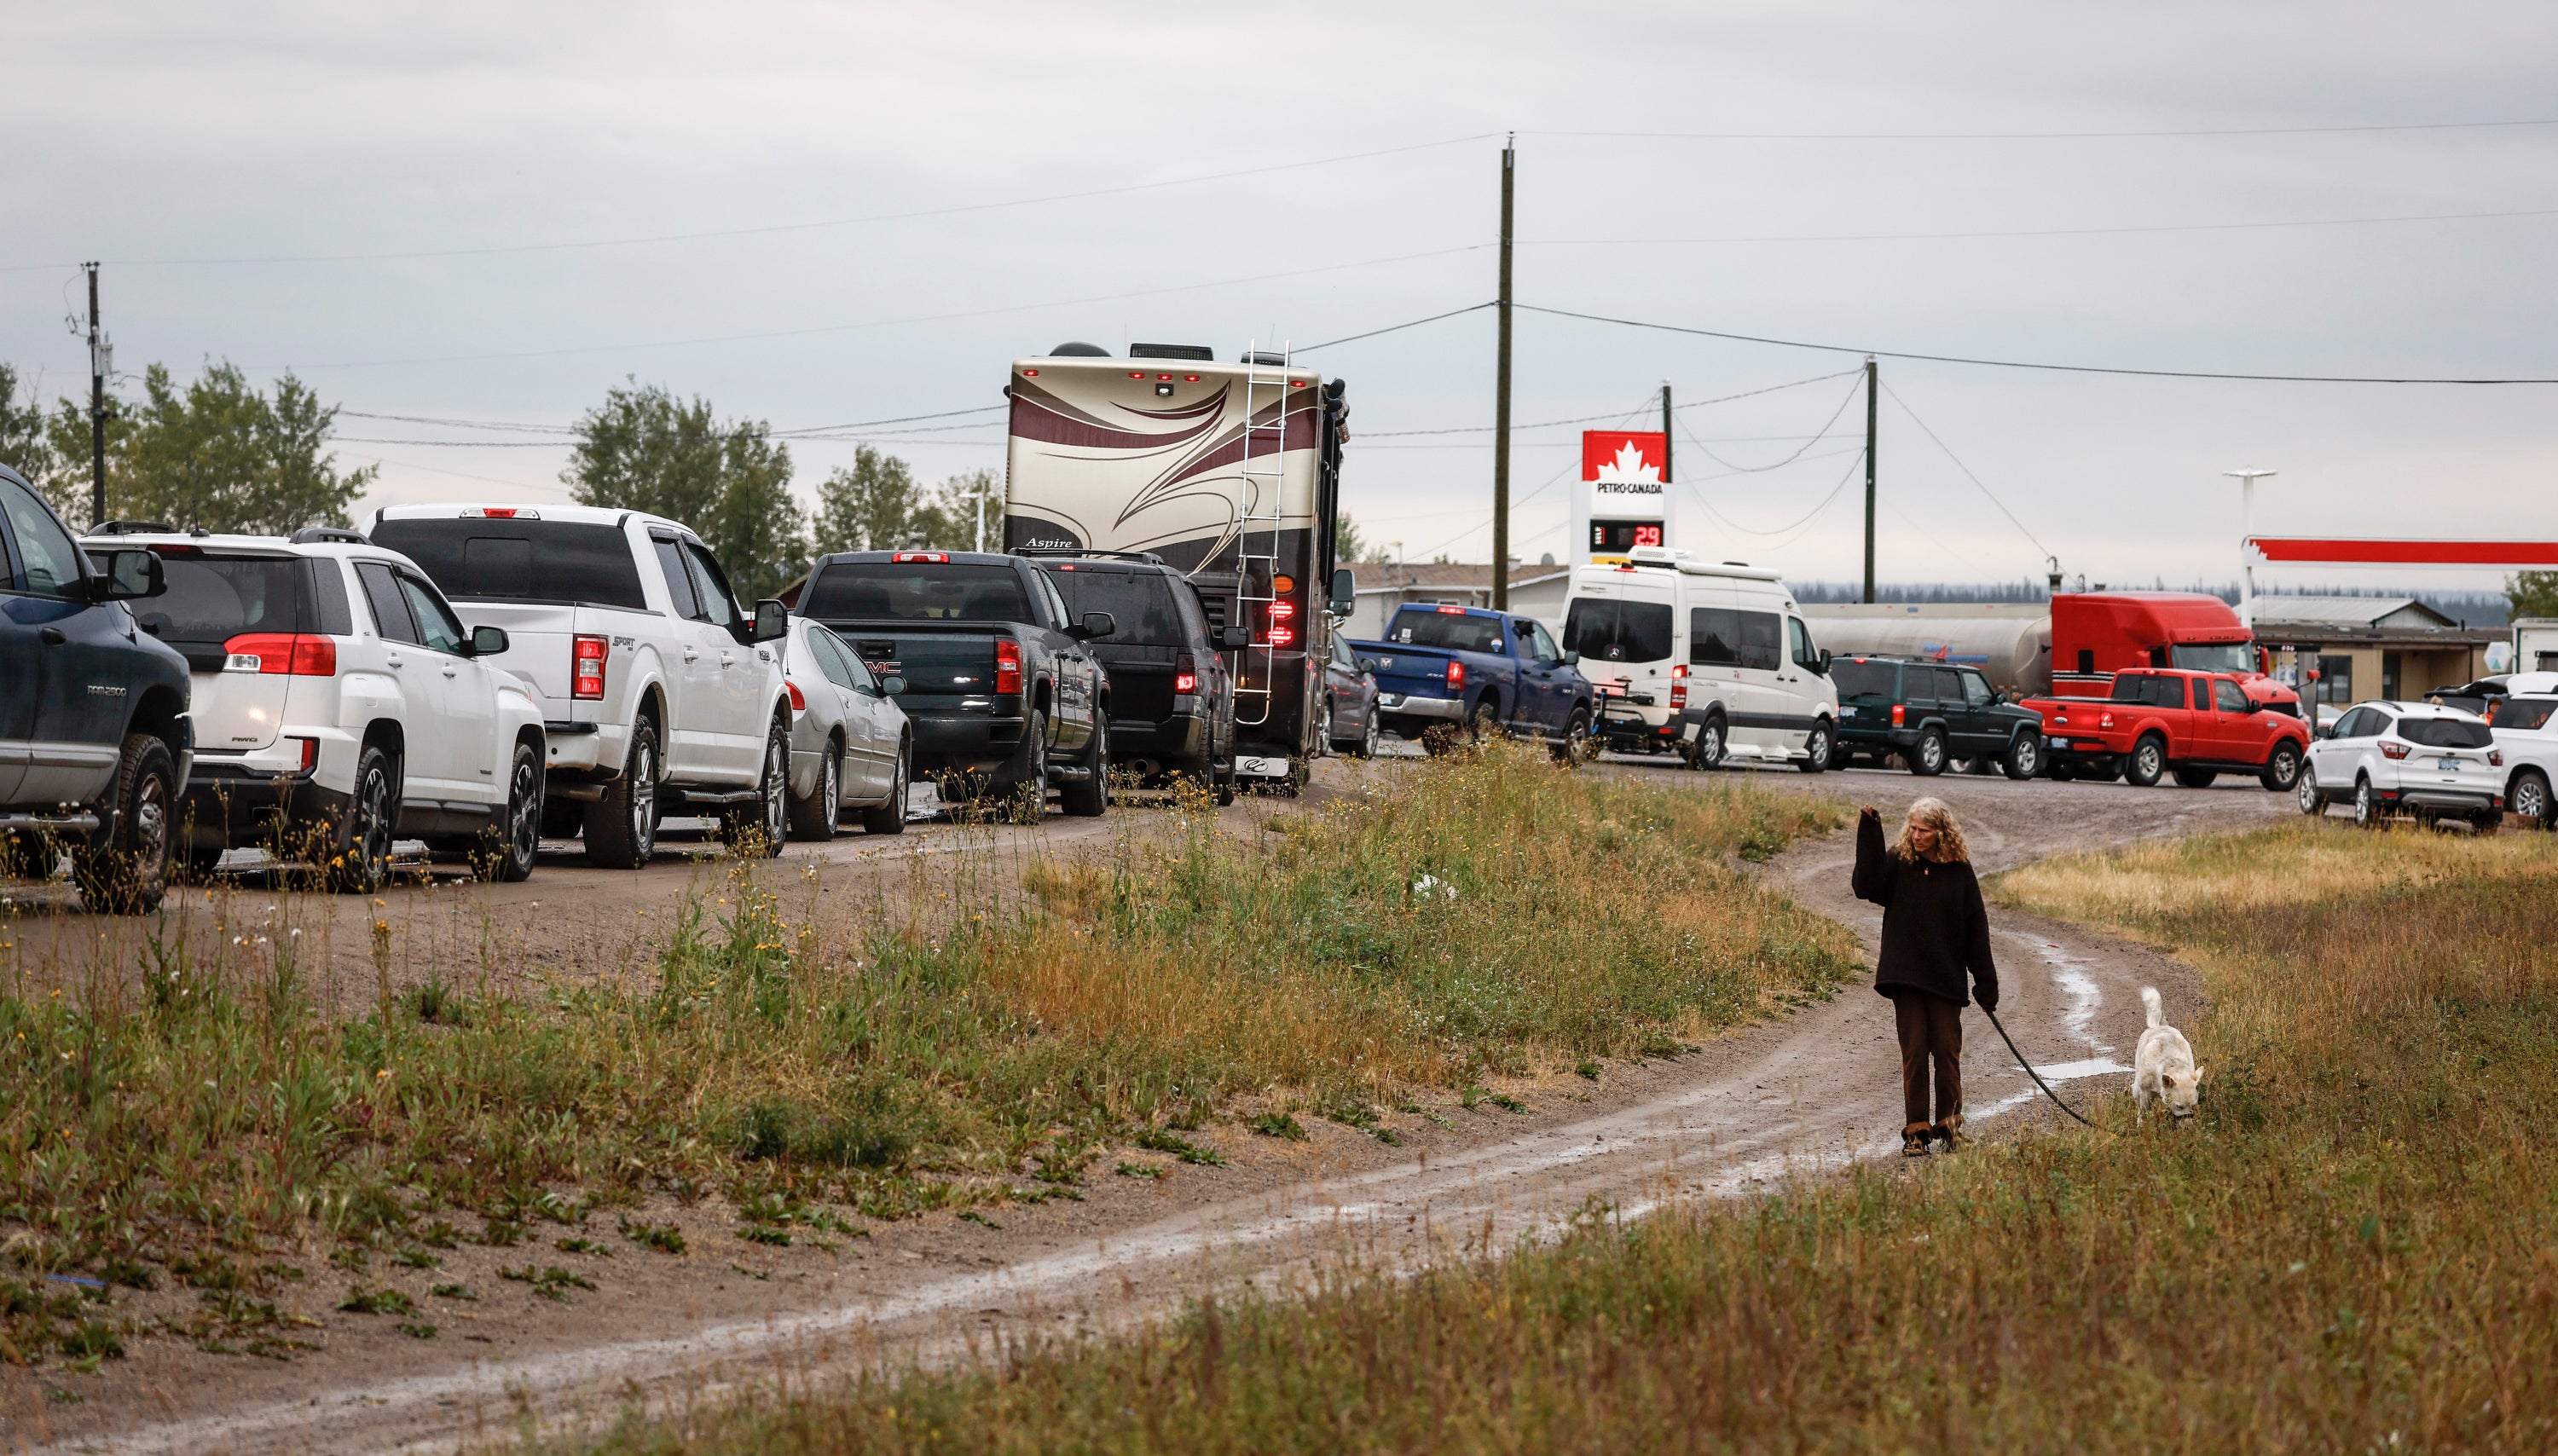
[1892,796,1971,864]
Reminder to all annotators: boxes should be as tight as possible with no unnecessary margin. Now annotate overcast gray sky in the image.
[5,1,2554,591]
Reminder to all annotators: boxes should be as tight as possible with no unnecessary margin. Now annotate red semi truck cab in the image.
[2047,592,2289,702]
[2021,593,2306,790]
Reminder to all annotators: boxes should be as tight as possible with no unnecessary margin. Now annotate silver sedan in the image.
[782,615,913,838]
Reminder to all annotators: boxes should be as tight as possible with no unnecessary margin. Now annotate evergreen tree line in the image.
[0,365,996,602]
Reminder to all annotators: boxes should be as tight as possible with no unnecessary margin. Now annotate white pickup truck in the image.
[370,504,792,866]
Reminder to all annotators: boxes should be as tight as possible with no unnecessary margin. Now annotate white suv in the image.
[84,525,548,889]
[2485,693,2558,829]
[2298,699,2504,830]
[368,505,792,867]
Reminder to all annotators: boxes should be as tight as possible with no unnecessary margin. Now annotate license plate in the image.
[1236,755,1291,778]
[2047,738,2070,749]
[2437,758,2462,772]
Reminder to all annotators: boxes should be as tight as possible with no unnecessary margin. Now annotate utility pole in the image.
[1659,380,1672,488]
[1490,135,1514,610]
[84,263,107,529]
[1861,355,1878,604]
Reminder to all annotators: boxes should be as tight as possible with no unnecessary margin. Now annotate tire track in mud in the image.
[31,771,2286,1455]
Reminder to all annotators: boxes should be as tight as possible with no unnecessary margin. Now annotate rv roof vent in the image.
[1049,341,1109,357]
[1129,343,1215,361]
[1240,350,1288,366]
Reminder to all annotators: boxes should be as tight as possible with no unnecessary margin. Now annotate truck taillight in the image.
[1174,651,1197,695]
[785,679,806,713]
[572,634,608,700]
[891,551,949,563]
[1891,703,1905,726]
[1447,660,1466,690]
[995,638,1023,696]
[223,633,337,676]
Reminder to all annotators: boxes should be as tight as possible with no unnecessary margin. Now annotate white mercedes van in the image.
[1560,547,1842,771]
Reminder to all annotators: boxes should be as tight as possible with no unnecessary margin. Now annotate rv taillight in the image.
[1447,660,1466,690]
[1174,652,1198,695]
[785,679,806,713]
[1128,372,1145,379]
[1021,368,1039,377]
[223,633,337,676]
[891,552,949,563]
[1157,373,1172,380]
[1270,600,1296,621]
[995,638,1023,696]
[1184,374,1200,382]
[1268,624,1297,648]
[573,634,609,699]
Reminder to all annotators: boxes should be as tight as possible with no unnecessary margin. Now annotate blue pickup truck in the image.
[1351,604,1594,759]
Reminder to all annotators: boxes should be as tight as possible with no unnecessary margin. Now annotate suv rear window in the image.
[1045,566,1183,644]
[802,563,1032,622]
[2399,717,2493,749]
[1390,608,1506,652]
[370,518,648,609]
[1563,598,1673,664]
[1830,659,1898,698]
[2490,696,2558,731]
[133,555,310,646]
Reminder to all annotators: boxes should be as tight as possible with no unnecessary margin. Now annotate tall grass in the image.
[550,820,2558,1455]
[0,746,1852,1366]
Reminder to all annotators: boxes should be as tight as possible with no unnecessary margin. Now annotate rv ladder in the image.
[1231,340,1289,728]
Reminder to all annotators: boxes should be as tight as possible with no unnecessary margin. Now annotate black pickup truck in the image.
[0,468,194,911]
[795,550,1114,814]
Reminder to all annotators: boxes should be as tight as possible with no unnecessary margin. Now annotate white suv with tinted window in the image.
[2298,699,2503,830]
[82,525,548,888]
[368,505,791,867]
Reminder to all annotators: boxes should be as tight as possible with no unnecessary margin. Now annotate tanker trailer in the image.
[1798,604,2052,697]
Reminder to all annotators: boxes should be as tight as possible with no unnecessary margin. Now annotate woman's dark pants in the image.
[1888,988,1963,1132]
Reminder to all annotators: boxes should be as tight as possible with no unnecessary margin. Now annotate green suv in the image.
[1831,654,2044,779]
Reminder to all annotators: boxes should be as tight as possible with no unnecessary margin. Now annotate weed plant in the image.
[0,744,1849,1365]
[548,820,2558,1455]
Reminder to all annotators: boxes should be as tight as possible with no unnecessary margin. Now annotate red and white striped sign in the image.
[2248,537,2558,568]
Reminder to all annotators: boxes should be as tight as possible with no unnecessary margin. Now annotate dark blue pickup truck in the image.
[1350,604,1594,759]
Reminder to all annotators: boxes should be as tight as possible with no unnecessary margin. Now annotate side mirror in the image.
[1329,567,1356,617]
[467,625,509,658]
[752,599,789,643]
[1562,650,1580,667]
[882,674,907,696]
[1218,626,1253,651]
[1357,656,1380,673]
[94,548,164,602]
[1816,649,1833,675]
[2314,723,2332,739]
[1071,610,1116,641]
[2243,699,2264,714]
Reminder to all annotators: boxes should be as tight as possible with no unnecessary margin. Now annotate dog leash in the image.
[1980,1005,2104,1131]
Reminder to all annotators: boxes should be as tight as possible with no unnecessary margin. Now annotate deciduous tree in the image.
[2508,571,2558,621]
[564,380,806,600]
[813,447,949,554]
[33,362,371,534]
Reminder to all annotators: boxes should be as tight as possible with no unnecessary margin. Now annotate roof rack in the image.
[1010,546,1167,566]
[290,526,370,546]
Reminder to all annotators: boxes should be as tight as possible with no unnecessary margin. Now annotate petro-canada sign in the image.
[1576,430,1670,563]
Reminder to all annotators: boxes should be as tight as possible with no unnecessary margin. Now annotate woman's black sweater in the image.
[1850,812,2000,1008]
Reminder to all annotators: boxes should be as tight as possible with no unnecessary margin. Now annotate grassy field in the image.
[0,747,1854,1366]
[544,818,2558,1455]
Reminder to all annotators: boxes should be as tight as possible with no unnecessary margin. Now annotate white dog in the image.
[2132,986,2203,1123]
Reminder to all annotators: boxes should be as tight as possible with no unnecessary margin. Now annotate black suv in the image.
[0,469,194,910]
[1831,654,2044,779]
[1030,553,1248,803]
[795,550,1114,813]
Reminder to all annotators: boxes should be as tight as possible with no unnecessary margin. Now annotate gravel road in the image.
[9,758,2293,1454]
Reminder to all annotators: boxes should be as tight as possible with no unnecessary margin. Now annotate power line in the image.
[1516,303,2558,384]
[265,245,1489,371]
[1685,448,1869,539]
[1359,367,1859,437]
[1296,301,1496,353]
[2,135,1500,274]
[1525,117,2558,141]
[1877,378,2052,558]
[1670,377,1863,473]
[1525,205,2558,248]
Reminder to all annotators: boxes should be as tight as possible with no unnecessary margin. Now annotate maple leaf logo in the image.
[1592,440,1661,484]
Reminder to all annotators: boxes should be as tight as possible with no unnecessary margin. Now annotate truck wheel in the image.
[72,733,177,915]
[1551,708,1592,766]
[2002,733,2042,780]
[1061,718,1108,816]
[476,740,543,883]
[859,737,911,835]
[789,742,842,841]
[722,719,790,856]
[2511,767,2553,829]
[1010,708,1051,819]
[1688,716,1727,771]
[2124,734,2167,788]
[1907,727,1947,777]
[585,717,660,870]
[2172,766,2219,789]
[326,744,398,893]
[1797,720,1834,774]
[2296,763,2323,816]
[2259,741,2302,793]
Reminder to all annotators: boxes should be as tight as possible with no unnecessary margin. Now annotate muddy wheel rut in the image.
[15,764,2290,1455]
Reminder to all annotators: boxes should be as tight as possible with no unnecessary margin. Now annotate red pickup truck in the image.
[2031,668,2310,791]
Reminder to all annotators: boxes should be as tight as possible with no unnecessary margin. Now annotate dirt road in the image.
[10,760,2292,1454]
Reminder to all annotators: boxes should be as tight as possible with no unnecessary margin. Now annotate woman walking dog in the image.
[1853,797,1999,1157]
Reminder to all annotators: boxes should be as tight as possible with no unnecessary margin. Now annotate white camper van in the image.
[1560,547,1841,771]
